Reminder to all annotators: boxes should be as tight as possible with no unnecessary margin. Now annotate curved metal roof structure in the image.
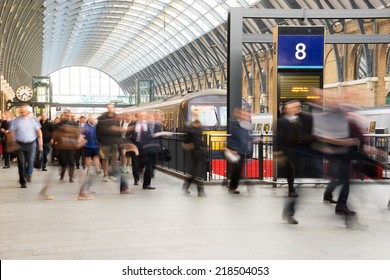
[0,0,389,98]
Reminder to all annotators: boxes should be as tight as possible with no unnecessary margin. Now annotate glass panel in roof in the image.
[214,5,227,19]
[187,24,202,38]
[170,2,187,12]
[191,2,208,14]
[183,9,198,19]
[204,12,221,26]
[176,17,191,27]
[196,19,212,32]
[182,28,197,41]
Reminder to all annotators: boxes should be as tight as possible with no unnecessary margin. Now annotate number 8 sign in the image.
[276,26,324,69]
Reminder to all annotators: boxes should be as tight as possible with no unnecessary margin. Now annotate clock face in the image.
[15,86,33,102]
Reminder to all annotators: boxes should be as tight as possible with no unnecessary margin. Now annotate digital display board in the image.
[278,72,323,101]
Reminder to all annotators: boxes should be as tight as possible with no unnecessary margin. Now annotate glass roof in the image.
[0,0,388,97]
[42,0,255,81]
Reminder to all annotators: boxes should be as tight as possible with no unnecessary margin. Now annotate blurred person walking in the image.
[276,100,316,224]
[181,111,207,197]
[8,104,43,188]
[96,103,133,194]
[1,111,14,168]
[225,108,255,194]
[81,115,101,175]
[39,113,53,171]
[53,111,79,182]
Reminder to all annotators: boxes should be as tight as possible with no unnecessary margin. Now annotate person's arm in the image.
[36,128,43,151]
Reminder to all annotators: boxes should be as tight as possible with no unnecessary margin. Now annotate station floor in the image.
[0,163,389,260]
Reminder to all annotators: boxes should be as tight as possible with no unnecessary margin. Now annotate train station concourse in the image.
[1,1,390,279]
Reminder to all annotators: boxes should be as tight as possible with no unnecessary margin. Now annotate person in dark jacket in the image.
[182,111,207,197]
[276,100,316,224]
[0,111,14,168]
[39,113,53,171]
[225,108,254,194]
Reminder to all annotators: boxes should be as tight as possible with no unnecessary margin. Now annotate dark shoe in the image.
[335,207,357,216]
[283,214,298,224]
[42,168,47,171]
[3,165,10,169]
[26,176,32,182]
[228,188,240,194]
[198,192,207,197]
[69,178,74,183]
[323,197,337,204]
[288,192,299,198]
[143,186,156,190]
[20,184,27,188]
[134,181,139,185]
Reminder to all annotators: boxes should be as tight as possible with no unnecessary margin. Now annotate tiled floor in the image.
[0,164,389,260]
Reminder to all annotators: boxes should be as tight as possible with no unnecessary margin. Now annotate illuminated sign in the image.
[278,72,322,101]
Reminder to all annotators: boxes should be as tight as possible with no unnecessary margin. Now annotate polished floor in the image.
[0,163,389,260]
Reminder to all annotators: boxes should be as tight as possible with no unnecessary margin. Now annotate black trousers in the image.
[142,154,157,187]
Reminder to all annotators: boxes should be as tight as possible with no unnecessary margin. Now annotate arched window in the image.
[386,92,390,105]
[49,66,125,104]
[354,45,367,80]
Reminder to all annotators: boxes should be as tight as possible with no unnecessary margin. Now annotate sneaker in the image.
[38,194,54,200]
[120,189,134,194]
[284,215,299,224]
[102,176,108,182]
[77,195,93,200]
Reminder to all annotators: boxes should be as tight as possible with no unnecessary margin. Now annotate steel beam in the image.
[242,34,390,44]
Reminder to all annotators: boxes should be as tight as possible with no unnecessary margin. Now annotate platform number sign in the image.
[277,26,325,69]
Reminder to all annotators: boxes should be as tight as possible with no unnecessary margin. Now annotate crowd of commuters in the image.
[0,99,388,227]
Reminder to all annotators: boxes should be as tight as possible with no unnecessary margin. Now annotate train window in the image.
[219,106,227,126]
[190,105,218,127]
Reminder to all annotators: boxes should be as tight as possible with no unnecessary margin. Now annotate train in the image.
[117,88,251,133]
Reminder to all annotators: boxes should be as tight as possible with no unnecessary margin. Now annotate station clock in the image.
[15,85,34,102]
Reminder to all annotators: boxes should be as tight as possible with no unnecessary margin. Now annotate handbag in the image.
[352,152,383,179]
[158,146,171,162]
[53,125,86,150]
[224,148,240,163]
[5,134,20,153]
[34,150,43,169]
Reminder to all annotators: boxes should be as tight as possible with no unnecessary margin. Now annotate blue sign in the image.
[278,34,324,69]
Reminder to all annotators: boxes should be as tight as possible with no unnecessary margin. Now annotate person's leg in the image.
[15,145,27,187]
[25,141,37,178]
[130,152,140,184]
[41,142,50,170]
[228,157,244,193]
